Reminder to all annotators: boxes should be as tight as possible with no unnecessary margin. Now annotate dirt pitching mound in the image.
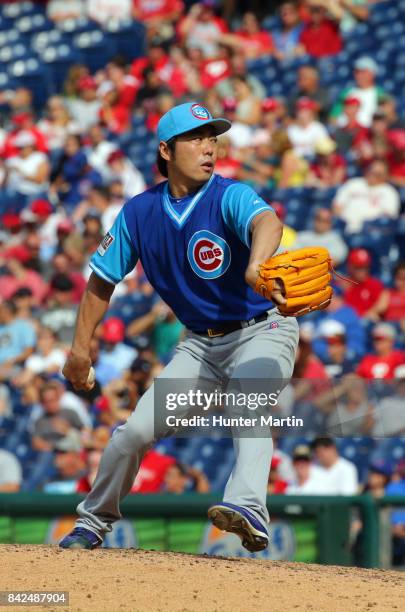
[1,545,404,612]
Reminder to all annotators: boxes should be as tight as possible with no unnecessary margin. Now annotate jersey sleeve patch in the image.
[90,209,138,285]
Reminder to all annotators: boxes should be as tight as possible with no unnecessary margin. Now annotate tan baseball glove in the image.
[254,246,333,317]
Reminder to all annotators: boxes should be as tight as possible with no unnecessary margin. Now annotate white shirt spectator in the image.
[6,151,49,195]
[287,465,330,494]
[47,0,86,21]
[334,177,400,233]
[25,349,66,375]
[87,0,132,24]
[102,203,122,234]
[293,230,348,265]
[67,99,102,133]
[227,122,253,149]
[0,450,22,491]
[109,159,146,200]
[371,395,405,436]
[287,121,329,157]
[317,457,359,495]
[87,141,118,179]
[336,86,379,128]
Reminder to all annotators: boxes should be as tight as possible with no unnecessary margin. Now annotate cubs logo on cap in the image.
[190,104,210,120]
[187,230,231,279]
[157,102,231,143]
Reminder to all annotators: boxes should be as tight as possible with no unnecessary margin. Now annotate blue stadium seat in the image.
[0,43,33,64]
[335,437,375,483]
[40,45,84,92]
[7,57,51,108]
[370,438,405,465]
[31,29,66,54]
[0,29,21,47]
[104,19,146,61]
[73,30,116,72]
[15,14,52,38]
[56,17,99,36]
[2,1,40,20]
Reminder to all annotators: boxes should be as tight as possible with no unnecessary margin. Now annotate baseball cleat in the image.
[59,527,102,550]
[208,502,269,553]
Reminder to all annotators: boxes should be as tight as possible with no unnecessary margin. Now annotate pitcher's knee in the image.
[111,420,154,455]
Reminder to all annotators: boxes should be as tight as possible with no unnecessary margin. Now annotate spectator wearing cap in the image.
[333,96,368,153]
[41,274,78,345]
[0,449,22,492]
[312,284,366,362]
[251,98,282,146]
[107,150,146,199]
[299,1,343,57]
[0,300,36,380]
[317,373,373,435]
[51,252,87,305]
[287,97,329,158]
[286,445,329,494]
[0,243,48,305]
[354,110,391,170]
[363,460,392,498]
[357,324,405,380]
[5,131,50,209]
[307,137,347,188]
[333,160,400,233]
[367,262,405,324]
[370,365,405,436]
[221,11,274,60]
[2,112,48,159]
[343,248,384,317]
[385,459,405,566]
[288,65,330,122]
[178,1,228,58]
[330,57,387,128]
[271,1,305,62]
[312,436,359,494]
[293,207,348,266]
[98,317,137,376]
[11,287,35,321]
[317,320,357,378]
[67,76,101,134]
[73,185,120,236]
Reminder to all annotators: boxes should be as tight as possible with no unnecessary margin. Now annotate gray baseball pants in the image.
[76,308,299,538]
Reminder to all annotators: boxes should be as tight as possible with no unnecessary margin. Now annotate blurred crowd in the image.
[0,1,404,564]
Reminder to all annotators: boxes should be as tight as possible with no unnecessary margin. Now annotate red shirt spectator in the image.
[299,4,342,58]
[3,113,48,158]
[367,262,405,322]
[343,249,384,316]
[357,323,405,380]
[131,449,176,493]
[387,130,405,185]
[133,0,183,22]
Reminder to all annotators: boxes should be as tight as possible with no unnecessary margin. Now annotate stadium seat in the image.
[335,438,375,483]
[104,19,146,61]
[0,43,33,63]
[7,58,51,108]
[73,31,116,72]
[15,14,52,38]
[2,1,39,20]
[40,45,84,92]
[31,29,66,54]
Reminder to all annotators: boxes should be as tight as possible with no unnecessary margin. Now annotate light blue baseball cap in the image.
[157,102,231,143]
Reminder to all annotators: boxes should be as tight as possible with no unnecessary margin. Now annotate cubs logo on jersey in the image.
[190,103,211,120]
[188,230,231,279]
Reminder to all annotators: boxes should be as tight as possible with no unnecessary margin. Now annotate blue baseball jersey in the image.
[90,173,275,332]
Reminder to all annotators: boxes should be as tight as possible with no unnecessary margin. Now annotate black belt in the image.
[194,311,270,338]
